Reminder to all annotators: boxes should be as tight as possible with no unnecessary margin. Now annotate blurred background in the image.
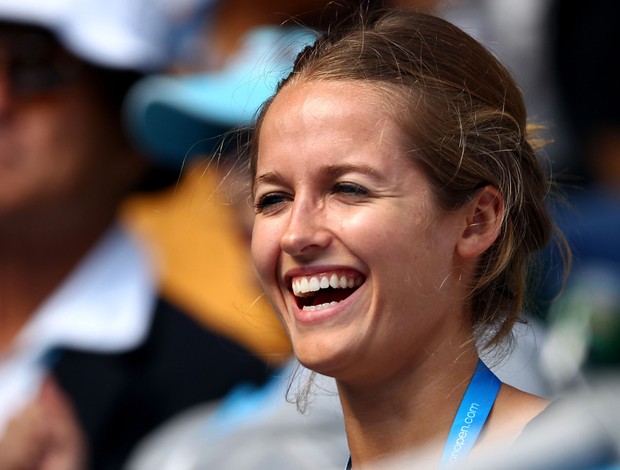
[0,0,618,468]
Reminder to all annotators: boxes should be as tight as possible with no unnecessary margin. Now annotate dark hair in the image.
[251,9,567,349]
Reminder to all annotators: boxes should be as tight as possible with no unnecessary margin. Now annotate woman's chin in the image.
[292,334,357,379]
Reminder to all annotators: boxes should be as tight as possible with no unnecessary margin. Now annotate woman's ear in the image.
[456,185,504,259]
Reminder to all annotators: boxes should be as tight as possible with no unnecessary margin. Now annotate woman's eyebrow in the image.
[319,163,384,180]
[253,171,286,188]
[253,162,386,190]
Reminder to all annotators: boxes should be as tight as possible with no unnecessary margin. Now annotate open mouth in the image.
[291,273,364,311]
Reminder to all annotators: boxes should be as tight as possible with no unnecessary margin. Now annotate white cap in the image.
[0,0,175,72]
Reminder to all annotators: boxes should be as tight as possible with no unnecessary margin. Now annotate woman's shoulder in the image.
[514,395,563,440]
[498,383,550,416]
[480,383,550,446]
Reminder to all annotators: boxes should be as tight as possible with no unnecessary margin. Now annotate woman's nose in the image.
[280,198,332,257]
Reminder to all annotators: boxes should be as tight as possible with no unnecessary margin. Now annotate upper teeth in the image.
[292,274,362,296]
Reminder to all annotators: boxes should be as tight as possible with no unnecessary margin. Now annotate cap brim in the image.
[125,69,279,167]
[124,26,317,168]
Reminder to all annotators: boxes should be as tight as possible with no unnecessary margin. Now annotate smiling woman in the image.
[249,8,565,470]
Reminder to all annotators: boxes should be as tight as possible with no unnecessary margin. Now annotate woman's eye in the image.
[333,182,369,196]
[254,192,290,213]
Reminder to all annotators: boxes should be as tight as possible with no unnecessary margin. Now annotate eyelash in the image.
[254,182,369,213]
[254,192,290,213]
[333,182,369,196]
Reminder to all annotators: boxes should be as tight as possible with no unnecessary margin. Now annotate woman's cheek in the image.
[251,225,269,281]
[251,221,280,287]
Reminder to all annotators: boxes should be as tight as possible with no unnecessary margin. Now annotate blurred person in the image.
[250,8,568,469]
[0,1,277,469]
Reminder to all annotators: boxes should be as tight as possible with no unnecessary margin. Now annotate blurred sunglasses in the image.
[0,22,84,96]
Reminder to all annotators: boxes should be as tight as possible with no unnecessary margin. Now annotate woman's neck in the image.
[338,346,480,468]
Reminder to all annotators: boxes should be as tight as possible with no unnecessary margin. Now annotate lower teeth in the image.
[302,301,339,311]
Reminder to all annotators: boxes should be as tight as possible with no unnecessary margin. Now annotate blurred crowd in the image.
[0,0,618,468]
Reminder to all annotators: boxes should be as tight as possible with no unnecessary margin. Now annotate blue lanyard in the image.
[440,359,501,468]
[345,359,501,470]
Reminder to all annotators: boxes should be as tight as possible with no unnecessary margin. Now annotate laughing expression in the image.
[251,80,470,384]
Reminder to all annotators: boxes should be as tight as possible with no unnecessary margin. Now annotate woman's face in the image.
[252,81,472,385]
